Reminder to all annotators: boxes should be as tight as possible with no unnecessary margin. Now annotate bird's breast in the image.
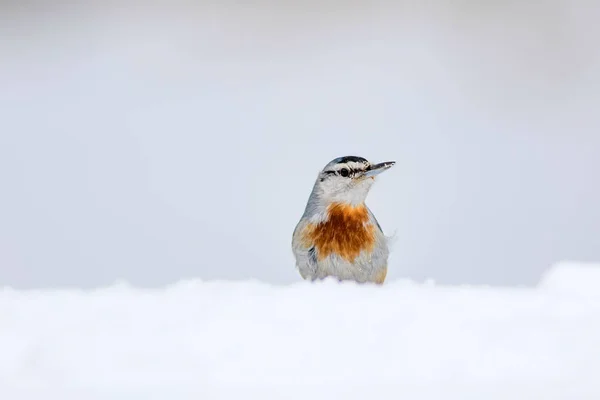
[301,203,376,263]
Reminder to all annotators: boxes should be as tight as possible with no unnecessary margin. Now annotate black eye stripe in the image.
[324,168,356,177]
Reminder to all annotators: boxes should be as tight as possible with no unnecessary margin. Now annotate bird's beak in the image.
[364,161,396,177]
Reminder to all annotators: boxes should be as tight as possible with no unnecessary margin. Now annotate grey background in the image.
[1,1,599,289]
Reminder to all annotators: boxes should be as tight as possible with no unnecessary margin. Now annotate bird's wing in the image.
[292,220,318,278]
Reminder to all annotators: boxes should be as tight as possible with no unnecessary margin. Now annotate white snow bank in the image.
[1,263,600,400]
[538,260,600,296]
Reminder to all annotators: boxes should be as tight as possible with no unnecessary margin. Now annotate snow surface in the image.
[2,261,600,400]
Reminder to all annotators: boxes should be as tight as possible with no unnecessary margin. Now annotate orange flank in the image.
[302,203,376,263]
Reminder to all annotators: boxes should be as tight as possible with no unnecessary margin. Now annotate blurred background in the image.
[1,1,599,289]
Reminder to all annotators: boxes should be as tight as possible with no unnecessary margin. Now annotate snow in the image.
[538,261,600,296]
[2,262,600,400]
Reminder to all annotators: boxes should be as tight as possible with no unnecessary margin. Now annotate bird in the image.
[292,156,395,284]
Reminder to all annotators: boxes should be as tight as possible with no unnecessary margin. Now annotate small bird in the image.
[292,156,395,284]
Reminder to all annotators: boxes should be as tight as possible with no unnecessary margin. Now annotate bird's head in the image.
[312,156,395,206]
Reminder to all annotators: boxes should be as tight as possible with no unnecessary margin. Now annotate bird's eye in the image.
[339,168,349,177]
